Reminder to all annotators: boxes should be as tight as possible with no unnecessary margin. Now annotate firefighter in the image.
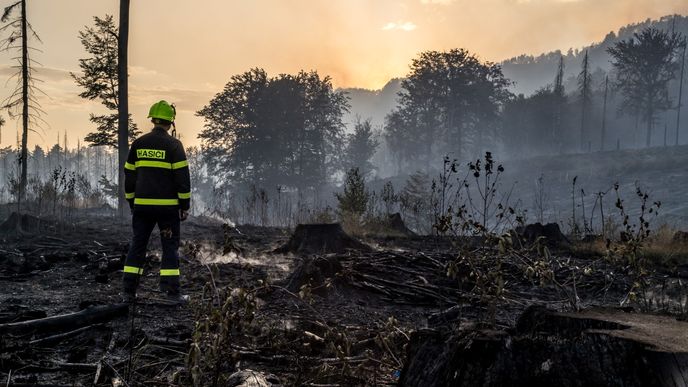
[121,100,191,304]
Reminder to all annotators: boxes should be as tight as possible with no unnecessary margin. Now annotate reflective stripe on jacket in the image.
[124,127,191,210]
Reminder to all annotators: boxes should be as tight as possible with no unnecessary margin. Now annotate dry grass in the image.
[642,224,688,267]
[570,238,608,259]
[570,224,688,267]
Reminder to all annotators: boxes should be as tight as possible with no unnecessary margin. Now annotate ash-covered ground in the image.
[0,212,687,386]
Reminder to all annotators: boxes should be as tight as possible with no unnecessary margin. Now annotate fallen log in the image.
[0,304,128,335]
[29,324,100,346]
[0,309,47,324]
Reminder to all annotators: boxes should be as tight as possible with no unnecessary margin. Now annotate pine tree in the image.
[0,0,43,204]
[552,55,566,152]
[578,50,592,152]
[72,15,139,148]
[335,167,369,217]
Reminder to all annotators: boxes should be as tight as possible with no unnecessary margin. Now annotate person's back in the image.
[127,128,189,209]
[121,100,191,305]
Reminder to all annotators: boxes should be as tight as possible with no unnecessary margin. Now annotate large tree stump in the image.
[274,223,371,255]
[364,212,416,237]
[518,222,570,248]
[401,307,688,387]
[672,231,688,244]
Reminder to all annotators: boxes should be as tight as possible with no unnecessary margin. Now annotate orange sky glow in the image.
[0,0,686,149]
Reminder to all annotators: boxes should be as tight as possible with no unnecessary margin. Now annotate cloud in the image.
[382,21,417,31]
[420,0,455,5]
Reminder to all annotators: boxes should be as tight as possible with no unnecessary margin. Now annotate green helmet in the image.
[148,100,176,122]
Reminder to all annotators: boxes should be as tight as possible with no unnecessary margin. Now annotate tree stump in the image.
[401,307,688,387]
[672,231,688,244]
[284,255,343,295]
[274,223,371,255]
[365,213,416,237]
[518,222,570,248]
[387,213,415,236]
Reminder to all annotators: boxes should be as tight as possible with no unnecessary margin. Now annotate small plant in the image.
[533,174,549,224]
[606,182,661,307]
[186,285,259,387]
[336,168,370,232]
[456,152,516,237]
[397,171,432,234]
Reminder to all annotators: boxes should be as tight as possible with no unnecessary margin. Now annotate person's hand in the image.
[180,209,189,221]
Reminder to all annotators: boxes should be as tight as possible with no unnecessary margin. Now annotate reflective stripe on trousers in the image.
[122,209,181,294]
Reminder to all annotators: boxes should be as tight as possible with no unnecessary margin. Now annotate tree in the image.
[197,69,348,194]
[384,49,511,169]
[501,87,561,156]
[344,118,379,178]
[676,36,686,146]
[117,0,130,217]
[608,27,683,147]
[552,55,566,151]
[335,167,369,218]
[578,50,592,152]
[71,15,139,148]
[600,75,609,151]
[0,0,43,204]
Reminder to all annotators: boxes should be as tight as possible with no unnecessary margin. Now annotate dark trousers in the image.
[122,209,181,295]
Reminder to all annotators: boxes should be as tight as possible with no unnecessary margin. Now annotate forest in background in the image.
[0,13,686,235]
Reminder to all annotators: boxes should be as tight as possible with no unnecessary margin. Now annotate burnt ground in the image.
[0,213,687,386]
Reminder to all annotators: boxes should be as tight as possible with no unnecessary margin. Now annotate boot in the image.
[121,291,137,304]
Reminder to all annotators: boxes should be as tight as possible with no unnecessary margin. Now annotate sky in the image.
[0,0,686,150]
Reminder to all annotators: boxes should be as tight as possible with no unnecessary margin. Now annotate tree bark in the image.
[600,76,608,151]
[0,304,127,335]
[401,307,688,387]
[117,0,130,218]
[676,43,686,146]
[19,0,28,206]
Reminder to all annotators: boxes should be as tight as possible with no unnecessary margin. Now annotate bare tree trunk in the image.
[676,43,686,146]
[117,0,130,218]
[646,107,653,148]
[600,76,608,151]
[19,0,28,206]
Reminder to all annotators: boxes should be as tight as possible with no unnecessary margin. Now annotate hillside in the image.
[496,144,688,230]
[339,78,402,130]
[341,14,688,131]
[501,14,688,95]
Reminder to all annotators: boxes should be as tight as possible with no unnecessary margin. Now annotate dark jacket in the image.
[124,127,191,211]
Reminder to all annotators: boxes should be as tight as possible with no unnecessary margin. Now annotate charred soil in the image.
[0,213,686,386]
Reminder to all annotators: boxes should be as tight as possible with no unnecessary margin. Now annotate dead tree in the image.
[0,0,45,207]
[117,0,130,217]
